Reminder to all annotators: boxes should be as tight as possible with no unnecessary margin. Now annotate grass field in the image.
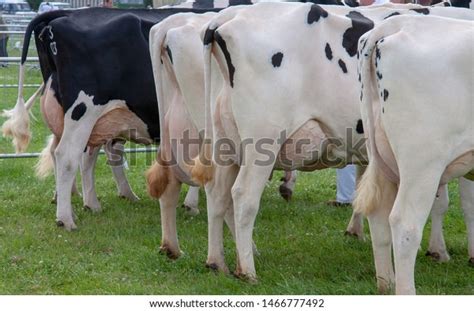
[0,56,473,295]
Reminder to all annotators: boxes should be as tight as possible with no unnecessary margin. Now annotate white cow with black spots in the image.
[355,14,474,295]
[191,2,474,290]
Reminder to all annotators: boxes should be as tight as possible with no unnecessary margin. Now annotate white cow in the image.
[354,15,474,294]
[191,2,474,287]
[148,12,239,260]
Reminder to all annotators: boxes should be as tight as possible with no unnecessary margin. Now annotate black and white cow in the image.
[191,2,474,290]
[169,0,360,9]
[2,7,227,230]
[431,0,473,9]
[355,14,473,295]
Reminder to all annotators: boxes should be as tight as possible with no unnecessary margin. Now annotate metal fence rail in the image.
[0,57,39,62]
[0,31,28,35]
[0,25,28,29]
[0,83,41,88]
[0,147,158,159]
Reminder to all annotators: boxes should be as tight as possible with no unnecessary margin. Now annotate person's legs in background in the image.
[0,35,8,67]
[328,165,356,207]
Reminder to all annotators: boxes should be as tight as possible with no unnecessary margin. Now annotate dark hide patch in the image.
[376,71,382,80]
[338,59,348,73]
[214,31,235,88]
[410,8,430,15]
[229,0,253,5]
[383,89,389,101]
[344,0,360,6]
[361,38,368,51]
[307,4,329,24]
[450,0,472,8]
[384,12,401,20]
[356,119,364,134]
[342,11,374,57]
[71,102,87,121]
[166,45,173,64]
[30,8,226,142]
[203,27,215,46]
[271,52,284,67]
[325,43,333,60]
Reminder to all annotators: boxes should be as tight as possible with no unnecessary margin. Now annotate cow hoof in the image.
[344,230,364,241]
[182,204,200,216]
[468,258,474,267]
[233,271,258,284]
[56,220,77,231]
[84,205,101,213]
[377,281,394,295]
[206,262,219,271]
[119,193,140,202]
[206,262,229,274]
[426,250,450,262]
[159,245,181,260]
[279,185,292,202]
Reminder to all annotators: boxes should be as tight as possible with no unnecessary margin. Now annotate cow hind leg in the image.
[390,168,442,295]
[355,161,396,294]
[44,135,80,204]
[232,149,278,282]
[80,146,102,212]
[345,212,365,241]
[205,164,239,274]
[54,92,103,230]
[158,173,182,259]
[345,165,367,240]
[223,206,260,259]
[426,184,450,262]
[459,177,474,265]
[105,140,139,201]
[183,186,200,216]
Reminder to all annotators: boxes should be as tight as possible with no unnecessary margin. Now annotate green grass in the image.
[0,63,473,295]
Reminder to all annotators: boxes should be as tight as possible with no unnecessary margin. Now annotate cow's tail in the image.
[353,21,401,216]
[2,11,67,153]
[35,134,57,179]
[146,17,187,199]
[2,66,33,153]
[190,10,241,185]
[190,25,216,186]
